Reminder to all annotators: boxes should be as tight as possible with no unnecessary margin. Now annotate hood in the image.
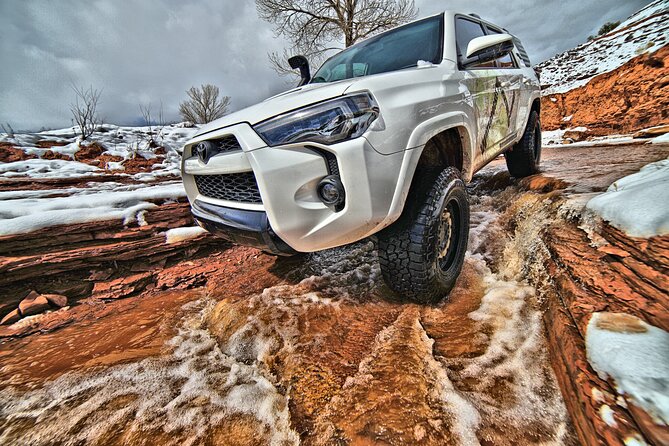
[193,79,359,138]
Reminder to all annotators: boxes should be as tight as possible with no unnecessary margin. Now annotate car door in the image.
[483,25,523,153]
[454,17,501,167]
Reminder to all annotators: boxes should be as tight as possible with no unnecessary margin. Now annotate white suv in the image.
[181,11,541,302]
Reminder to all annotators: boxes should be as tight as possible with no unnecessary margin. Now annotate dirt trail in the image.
[1,142,667,445]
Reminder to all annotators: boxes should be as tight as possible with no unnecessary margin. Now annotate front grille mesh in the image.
[194,172,262,204]
[216,135,242,153]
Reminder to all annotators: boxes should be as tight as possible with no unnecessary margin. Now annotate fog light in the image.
[317,175,345,208]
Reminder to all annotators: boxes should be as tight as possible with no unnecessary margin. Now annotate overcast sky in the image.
[0,0,652,130]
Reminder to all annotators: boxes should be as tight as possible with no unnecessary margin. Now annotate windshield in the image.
[311,14,444,84]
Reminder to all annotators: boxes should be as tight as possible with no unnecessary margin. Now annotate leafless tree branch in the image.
[256,0,417,76]
[1,122,15,139]
[179,84,231,124]
[70,84,102,140]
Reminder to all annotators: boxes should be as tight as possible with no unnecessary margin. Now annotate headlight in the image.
[253,92,379,146]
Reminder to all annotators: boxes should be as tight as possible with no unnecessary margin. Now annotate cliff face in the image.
[540,46,669,135]
[537,0,669,136]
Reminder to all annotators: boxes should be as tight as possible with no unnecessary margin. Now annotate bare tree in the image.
[1,122,15,139]
[179,84,230,124]
[70,84,102,140]
[256,0,417,75]
[139,101,166,147]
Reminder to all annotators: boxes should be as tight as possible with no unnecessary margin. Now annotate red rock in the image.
[41,150,70,161]
[0,309,21,325]
[35,140,69,149]
[0,142,37,163]
[74,142,104,162]
[541,45,669,135]
[18,293,51,317]
[43,294,68,308]
[542,218,669,446]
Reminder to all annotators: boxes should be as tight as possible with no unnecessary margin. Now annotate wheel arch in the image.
[381,121,475,231]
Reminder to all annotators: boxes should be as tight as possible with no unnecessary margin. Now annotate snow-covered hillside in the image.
[0,124,198,235]
[1,124,197,181]
[538,0,669,95]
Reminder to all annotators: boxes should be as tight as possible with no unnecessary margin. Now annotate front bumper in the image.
[182,123,406,252]
[191,199,295,255]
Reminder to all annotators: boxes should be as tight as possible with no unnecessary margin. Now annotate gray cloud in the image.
[0,0,652,130]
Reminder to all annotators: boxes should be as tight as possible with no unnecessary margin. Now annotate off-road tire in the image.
[377,167,469,304]
[505,110,541,177]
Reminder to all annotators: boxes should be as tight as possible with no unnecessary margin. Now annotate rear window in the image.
[455,18,486,57]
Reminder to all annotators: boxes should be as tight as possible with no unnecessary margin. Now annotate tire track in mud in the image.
[0,167,575,446]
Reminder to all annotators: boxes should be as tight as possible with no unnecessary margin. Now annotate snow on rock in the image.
[586,312,669,426]
[0,182,185,235]
[541,129,633,147]
[651,132,669,144]
[586,159,669,237]
[0,159,101,178]
[538,0,669,95]
[0,123,197,180]
[165,226,208,244]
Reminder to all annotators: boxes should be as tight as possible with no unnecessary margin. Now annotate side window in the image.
[484,25,519,69]
[455,18,486,59]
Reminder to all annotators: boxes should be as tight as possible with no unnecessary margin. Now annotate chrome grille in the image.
[194,172,262,204]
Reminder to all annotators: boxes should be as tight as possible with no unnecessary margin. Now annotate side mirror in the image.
[461,33,514,68]
[288,55,311,86]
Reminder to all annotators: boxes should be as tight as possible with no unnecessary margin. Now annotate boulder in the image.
[632,124,669,139]
[0,309,21,325]
[18,292,51,317]
[43,294,68,308]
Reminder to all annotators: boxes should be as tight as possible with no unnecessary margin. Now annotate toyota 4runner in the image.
[181,11,541,303]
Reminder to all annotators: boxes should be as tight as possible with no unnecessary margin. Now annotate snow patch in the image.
[651,132,669,144]
[599,404,618,427]
[0,159,101,178]
[165,226,207,244]
[0,182,185,235]
[586,312,669,425]
[586,159,669,237]
[416,60,435,68]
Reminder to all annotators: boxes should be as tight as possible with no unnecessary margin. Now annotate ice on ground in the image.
[0,159,101,178]
[0,299,299,446]
[542,129,566,146]
[541,129,634,147]
[165,226,207,244]
[586,159,669,237]
[0,182,185,235]
[586,312,669,426]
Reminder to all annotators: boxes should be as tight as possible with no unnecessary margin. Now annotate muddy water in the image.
[2,144,666,445]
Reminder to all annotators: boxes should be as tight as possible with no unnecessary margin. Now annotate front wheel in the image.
[377,167,470,304]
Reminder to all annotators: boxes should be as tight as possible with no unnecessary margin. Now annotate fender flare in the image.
[378,114,477,230]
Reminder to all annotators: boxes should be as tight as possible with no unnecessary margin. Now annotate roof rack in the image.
[469,13,481,19]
